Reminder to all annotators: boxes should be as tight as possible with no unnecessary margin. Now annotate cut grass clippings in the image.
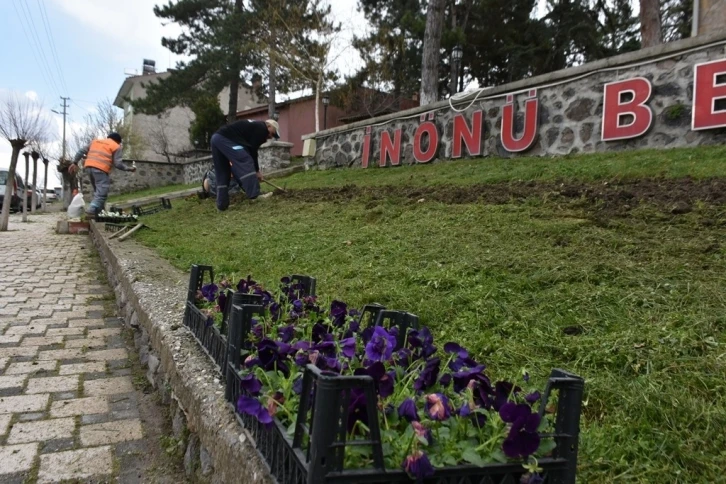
[107,183,198,204]
[135,146,726,483]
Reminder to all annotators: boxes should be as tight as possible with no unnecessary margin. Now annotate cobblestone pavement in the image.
[0,214,166,483]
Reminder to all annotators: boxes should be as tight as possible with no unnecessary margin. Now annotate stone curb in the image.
[89,221,274,484]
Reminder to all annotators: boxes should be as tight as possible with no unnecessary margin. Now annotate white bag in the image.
[67,193,85,219]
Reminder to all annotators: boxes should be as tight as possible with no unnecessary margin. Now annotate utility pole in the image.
[53,97,70,207]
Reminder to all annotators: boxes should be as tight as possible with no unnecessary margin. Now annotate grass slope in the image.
[136,146,726,483]
[107,183,197,204]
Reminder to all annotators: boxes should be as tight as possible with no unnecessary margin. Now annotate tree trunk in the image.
[43,161,48,211]
[268,54,277,119]
[0,142,24,231]
[449,1,458,97]
[226,0,244,123]
[640,0,663,47]
[31,157,38,213]
[22,154,29,222]
[420,0,447,105]
[315,77,321,133]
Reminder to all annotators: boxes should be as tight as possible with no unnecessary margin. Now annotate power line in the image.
[11,0,62,98]
[36,0,69,95]
[19,0,64,96]
[10,0,60,99]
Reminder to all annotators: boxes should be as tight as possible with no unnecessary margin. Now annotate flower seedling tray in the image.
[132,197,172,217]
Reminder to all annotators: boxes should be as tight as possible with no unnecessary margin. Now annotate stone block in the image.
[38,446,113,483]
[79,418,143,446]
[50,396,110,417]
[7,417,75,444]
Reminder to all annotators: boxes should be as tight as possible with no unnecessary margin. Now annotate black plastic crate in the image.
[132,197,172,217]
[95,214,138,223]
[227,358,582,484]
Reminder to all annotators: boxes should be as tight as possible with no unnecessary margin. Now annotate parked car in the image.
[24,185,42,210]
[0,169,26,212]
[42,188,57,202]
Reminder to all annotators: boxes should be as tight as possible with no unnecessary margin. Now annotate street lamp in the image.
[451,45,464,94]
[322,93,330,130]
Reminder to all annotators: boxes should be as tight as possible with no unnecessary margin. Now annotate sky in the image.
[0,0,366,187]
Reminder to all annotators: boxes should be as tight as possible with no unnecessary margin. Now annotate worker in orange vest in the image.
[69,132,136,216]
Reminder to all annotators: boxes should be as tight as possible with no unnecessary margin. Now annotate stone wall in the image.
[259,141,293,172]
[306,31,726,169]
[90,222,274,484]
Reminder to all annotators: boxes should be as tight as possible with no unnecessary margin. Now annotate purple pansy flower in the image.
[499,402,541,458]
[525,391,541,405]
[378,370,396,398]
[452,364,487,393]
[340,337,357,359]
[292,377,303,395]
[398,398,419,422]
[347,387,369,433]
[408,327,437,359]
[412,421,433,445]
[402,450,435,481]
[217,291,228,312]
[330,300,348,326]
[201,283,218,302]
[494,381,521,411]
[236,395,272,426]
[278,325,295,343]
[413,357,441,393]
[425,393,452,421]
[239,373,262,395]
[237,276,256,293]
[257,338,290,376]
[364,327,397,362]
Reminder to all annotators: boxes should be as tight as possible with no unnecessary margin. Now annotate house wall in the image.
[119,73,262,162]
[237,99,348,156]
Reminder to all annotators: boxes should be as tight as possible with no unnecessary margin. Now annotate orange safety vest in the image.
[84,138,120,174]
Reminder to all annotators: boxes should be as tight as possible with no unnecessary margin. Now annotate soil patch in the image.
[276,177,726,217]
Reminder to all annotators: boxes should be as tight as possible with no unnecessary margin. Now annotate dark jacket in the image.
[216,120,269,172]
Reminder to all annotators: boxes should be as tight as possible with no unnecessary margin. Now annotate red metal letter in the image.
[379,128,402,167]
[413,122,439,163]
[601,77,653,141]
[361,127,371,168]
[692,59,726,130]
[452,110,483,158]
[501,90,539,152]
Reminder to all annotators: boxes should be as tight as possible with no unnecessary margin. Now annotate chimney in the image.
[142,59,156,75]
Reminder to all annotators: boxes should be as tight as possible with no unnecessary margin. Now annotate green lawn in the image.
[107,183,198,204]
[135,146,726,483]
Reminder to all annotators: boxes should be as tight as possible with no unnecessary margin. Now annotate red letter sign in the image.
[452,110,483,158]
[601,77,653,141]
[413,114,439,163]
[501,90,539,152]
[361,126,372,168]
[379,128,402,167]
[692,59,726,130]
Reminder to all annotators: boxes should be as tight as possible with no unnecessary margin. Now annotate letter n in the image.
[452,110,483,158]
[379,128,402,167]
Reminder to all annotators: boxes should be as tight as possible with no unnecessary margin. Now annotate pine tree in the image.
[661,0,692,42]
[131,0,256,122]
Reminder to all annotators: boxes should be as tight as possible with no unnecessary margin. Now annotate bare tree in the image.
[149,113,174,163]
[640,0,663,47]
[0,93,51,231]
[69,99,145,159]
[420,0,447,105]
[267,1,344,132]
